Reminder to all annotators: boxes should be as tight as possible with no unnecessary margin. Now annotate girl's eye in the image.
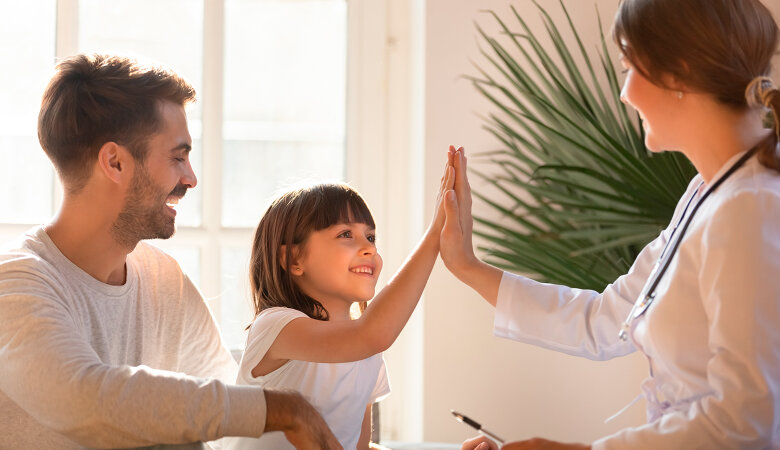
[338,230,353,238]
[367,235,376,243]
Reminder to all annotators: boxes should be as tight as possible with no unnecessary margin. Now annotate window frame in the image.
[0,0,423,441]
[0,0,391,328]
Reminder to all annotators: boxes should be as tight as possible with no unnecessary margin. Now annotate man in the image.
[0,54,340,449]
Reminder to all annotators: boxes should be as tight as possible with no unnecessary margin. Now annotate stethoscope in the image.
[618,147,758,341]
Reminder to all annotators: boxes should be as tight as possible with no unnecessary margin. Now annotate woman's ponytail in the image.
[746,76,780,171]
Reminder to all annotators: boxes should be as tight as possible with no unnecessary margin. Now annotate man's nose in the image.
[182,161,197,189]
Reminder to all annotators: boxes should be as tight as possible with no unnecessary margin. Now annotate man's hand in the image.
[264,389,342,450]
[462,435,590,450]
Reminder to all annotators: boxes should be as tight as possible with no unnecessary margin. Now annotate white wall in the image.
[379,0,780,445]
[419,1,646,444]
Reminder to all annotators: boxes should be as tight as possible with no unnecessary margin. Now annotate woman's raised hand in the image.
[440,145,503,306]
[440,145,478,276]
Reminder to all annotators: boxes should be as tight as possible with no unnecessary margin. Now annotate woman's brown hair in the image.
[249,183,376,322]
[612,0,780,170]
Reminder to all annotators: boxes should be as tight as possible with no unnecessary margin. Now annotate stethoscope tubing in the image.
[618,147,758,341]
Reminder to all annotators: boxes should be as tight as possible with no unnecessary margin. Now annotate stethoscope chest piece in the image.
[633,292,655,319]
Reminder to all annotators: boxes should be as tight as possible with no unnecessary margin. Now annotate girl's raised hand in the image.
[427,146,456,239]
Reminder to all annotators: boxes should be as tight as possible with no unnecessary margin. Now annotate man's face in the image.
[111,101,196,248]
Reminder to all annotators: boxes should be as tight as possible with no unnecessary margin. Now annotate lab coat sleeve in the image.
[593,189,780,449]
[493,227,666,360]
[493,175,702,361]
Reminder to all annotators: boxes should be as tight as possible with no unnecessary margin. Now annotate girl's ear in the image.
[279,245,304,276]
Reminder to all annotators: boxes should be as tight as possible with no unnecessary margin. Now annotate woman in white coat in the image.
[440,0,780,448]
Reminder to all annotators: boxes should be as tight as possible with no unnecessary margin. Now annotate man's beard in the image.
[111,163,187,249]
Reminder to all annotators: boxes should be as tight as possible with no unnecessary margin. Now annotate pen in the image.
[451,409,505,445]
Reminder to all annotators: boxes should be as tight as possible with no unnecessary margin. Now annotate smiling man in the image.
[0,54,340,449]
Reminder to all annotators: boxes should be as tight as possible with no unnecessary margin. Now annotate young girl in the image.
[224,154,455,450]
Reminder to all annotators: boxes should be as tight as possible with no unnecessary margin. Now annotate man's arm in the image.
[0,279,336,448]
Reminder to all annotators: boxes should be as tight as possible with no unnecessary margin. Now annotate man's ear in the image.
[96,141,132,185]
[279,244,304,276]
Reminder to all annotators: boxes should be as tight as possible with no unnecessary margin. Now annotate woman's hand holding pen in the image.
[440,145,503,306]
[462,435,590,450]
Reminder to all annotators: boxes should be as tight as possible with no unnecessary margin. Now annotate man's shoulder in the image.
[0,229,67,303]
[129,241,186,276]
[130,242,206,307]
[0,228,56,277]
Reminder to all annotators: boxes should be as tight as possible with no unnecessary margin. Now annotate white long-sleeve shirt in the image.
[494,152,780,448]
[0,227,268,449]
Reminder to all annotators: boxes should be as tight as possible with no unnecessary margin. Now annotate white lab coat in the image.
[494,152,780,448]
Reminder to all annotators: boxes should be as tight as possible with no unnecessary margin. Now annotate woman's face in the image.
[619,55,684,153]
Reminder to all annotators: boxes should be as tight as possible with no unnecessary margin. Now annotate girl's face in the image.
[292,222,383,316]
[619,55,684,152]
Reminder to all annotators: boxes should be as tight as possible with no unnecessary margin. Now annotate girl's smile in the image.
[292,222,383,319]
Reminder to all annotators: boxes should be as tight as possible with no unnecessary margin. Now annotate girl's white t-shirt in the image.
[223,307,391,450]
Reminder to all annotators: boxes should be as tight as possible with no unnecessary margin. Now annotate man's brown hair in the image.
[37,54,196,192]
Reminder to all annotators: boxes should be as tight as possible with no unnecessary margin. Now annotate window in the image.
[0,0,359,349]
[0,1,57,225]
[0,0,414,441]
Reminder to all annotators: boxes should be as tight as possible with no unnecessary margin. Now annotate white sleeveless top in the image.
[223,307,390,450]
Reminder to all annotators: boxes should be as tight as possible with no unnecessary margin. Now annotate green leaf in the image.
[471,3,695,290]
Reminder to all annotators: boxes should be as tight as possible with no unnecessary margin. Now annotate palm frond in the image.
[472,2,696,290]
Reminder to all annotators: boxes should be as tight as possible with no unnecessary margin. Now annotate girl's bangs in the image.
[312,184,375,230]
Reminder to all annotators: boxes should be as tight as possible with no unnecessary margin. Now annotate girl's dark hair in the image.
[612,0,780,170]
[249,183,375,322]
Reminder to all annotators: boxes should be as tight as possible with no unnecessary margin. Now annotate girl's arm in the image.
[264,149,455,364]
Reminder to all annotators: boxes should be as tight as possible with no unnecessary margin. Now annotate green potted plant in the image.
[470,0,697,290]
